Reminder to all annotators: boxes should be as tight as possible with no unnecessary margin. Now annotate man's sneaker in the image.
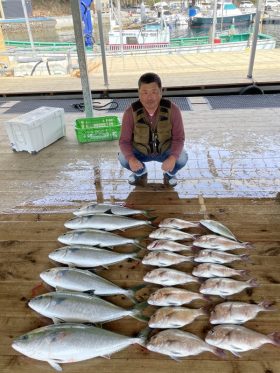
[163,173,177,187]
[128,173,147,186]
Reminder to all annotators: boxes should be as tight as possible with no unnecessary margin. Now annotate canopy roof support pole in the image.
[96,0,109,87]
[70,0,93,118]
[247,0,263,79]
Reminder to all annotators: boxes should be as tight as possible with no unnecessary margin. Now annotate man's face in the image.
[139,82,162,113]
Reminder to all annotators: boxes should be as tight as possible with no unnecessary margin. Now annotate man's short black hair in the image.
[138,72,162,89]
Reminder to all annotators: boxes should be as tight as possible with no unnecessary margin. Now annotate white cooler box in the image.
[4,106,65,154]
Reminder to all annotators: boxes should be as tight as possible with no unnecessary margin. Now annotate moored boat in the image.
[190,0,256,28]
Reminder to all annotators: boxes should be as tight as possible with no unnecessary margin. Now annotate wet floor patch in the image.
[205,94,280,110]
[0,96,192,114]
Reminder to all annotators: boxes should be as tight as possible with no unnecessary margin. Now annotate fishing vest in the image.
[132,99,172,155]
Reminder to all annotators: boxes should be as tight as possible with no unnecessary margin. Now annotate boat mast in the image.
[20,0,35,52]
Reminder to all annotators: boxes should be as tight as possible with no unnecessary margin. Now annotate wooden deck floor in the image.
[1,49,280,95]
[1,196,280,373]
[0,90,280,372]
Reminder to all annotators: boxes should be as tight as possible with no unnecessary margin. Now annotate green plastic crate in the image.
[75,116,121,143]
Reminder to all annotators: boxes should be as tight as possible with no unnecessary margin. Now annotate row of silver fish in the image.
[13,203,156,370]
[142,214,280,359]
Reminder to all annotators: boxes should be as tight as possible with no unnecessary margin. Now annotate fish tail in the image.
[238,269,250,278]
[137,326,153,344]
[247,278,259,288]
[144,209,156,218]
[268,332,280,346]
[132,301,149,322]
[244,242,254,249]
[200,306,210,316]
[134,237,147,249]
[191,246,201,254]
[240,254,251,262]
[259,300,277,311]
[148,216,158,224]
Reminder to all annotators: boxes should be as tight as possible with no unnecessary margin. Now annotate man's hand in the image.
[162,155,176,173]
[128,157,144,172]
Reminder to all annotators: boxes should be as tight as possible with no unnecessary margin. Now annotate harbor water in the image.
[2,16,280,48]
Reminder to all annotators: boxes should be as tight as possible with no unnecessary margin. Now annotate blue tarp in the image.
[80,0,94,47]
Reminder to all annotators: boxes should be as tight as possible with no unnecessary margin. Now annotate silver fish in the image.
[29,291,147,324]
[199,278,258,297]
[149,306,207,328]
[12,323,145,371]
[193,234,253,251]
[73,203,149,217]
[57,229,142,248]
[159,218,200,230]
[149,228,197,241]
[148,287,207,306]
[142,251,194,267]
[210,301,276,324]
[147,240,192,252]
[143,268,199,286]
[147,329,224,359]
[200,219,237,241]
[205,324,280,356]
[192,263,247,278]
[194,249,250,264]
[65,214,151,231]
[49,246,140,268]
[40,267,138,302]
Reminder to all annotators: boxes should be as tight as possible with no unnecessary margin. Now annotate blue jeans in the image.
[118,148,188,177]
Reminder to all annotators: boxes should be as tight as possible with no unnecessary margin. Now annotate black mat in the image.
[0,96,192,115]
[205,94,280,110]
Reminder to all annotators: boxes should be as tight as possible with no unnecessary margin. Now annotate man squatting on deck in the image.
[118,72,188,187]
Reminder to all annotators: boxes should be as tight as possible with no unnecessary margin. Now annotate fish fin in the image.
[170,355,182,362]
[48,361,62,371]
[268,332,280,346]
[132,301,149,322]
[213,348,226,359]
[231,350,242,358]
[55,287,66,291]
[102,354,111,359]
